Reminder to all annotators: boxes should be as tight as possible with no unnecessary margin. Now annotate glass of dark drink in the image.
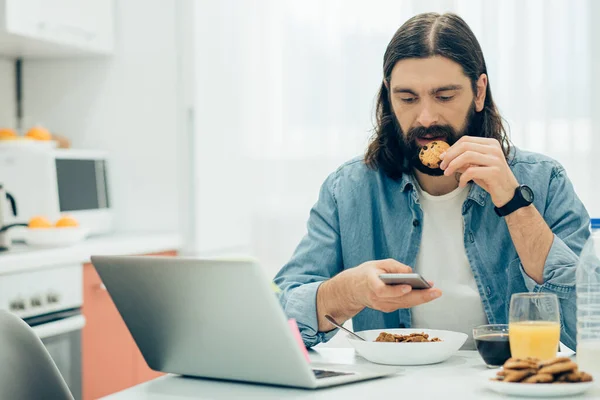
[473,324,511,368]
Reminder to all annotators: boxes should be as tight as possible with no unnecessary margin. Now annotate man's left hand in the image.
[439,136,519,207]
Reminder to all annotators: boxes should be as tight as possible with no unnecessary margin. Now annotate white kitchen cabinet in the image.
[0,0,114,57]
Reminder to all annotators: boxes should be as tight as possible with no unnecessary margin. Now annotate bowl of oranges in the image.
[24,215,89,247]
[0,126,58,149]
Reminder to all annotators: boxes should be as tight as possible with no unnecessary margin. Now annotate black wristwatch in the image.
[494,185,534,217]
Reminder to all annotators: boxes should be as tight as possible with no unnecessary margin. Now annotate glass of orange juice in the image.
[509,293,560,361]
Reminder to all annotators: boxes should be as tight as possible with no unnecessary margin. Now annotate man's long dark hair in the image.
[365,13,510,180]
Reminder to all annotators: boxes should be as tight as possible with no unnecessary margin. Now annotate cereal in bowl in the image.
[374,332,442,343]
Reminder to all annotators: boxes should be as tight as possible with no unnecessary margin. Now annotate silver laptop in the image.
[90,255,393,389]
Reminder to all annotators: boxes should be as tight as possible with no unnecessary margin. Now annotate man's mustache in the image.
[407,125,457,142]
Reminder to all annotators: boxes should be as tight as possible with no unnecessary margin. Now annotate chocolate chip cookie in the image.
[538,361,578,375]
[522,373,554,383]
[418,141,450,169]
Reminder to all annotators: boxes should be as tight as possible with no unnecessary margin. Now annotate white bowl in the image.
[24,227,89,248]
[347,328,467,365]
[0,139,58,149]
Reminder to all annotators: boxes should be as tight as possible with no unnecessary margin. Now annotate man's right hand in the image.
[351,258,442,312]
[317,259,442,332]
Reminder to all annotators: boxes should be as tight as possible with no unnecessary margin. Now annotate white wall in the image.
[189,0,253,256]
[20,0,184,235]
[0,58,15,128]
[189,0,600,281]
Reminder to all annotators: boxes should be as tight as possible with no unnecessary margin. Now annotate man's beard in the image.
[397,103,479,176]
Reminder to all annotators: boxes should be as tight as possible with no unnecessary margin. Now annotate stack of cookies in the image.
[492,357,593,384]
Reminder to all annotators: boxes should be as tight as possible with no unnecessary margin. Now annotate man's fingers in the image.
[373,288,442,310]
[398,288,442,307]
[368,259,413,298]
[439,141,492,168]
[368,271,413,297]
[376,258,413,273]
[459,166,489,187]
[443,151,495,176]
[374,283,413,298]
[454,135,500,147]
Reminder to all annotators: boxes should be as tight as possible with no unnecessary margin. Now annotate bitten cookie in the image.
[418,141,450,169]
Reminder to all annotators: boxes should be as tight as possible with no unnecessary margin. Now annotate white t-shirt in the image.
[411,183,488,350]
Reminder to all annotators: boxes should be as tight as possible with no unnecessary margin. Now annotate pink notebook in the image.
[288,318,310,362]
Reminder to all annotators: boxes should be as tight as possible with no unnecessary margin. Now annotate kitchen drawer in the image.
[82,249,177,399]
[82,262,135,400]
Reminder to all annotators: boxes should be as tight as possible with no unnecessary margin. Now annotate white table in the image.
[102,348,600,399]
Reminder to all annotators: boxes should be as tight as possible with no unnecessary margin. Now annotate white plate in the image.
[24,227,89,248]
[0,139,57,149]
[347,328,467,365]
[483,370,595,397]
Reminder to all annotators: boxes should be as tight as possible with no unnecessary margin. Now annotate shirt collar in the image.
[400,172,487,207]
[466,183,487,207]
[400,172,417,192]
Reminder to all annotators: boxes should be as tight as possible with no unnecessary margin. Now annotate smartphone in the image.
[379,273,432,290]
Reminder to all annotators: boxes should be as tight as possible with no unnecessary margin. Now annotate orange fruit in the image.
[0,128,17,140]
[28,216,53,229]
[25,126,52,141]
[55,215,79,228]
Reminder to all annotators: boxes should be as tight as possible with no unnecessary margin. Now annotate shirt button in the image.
[412,219,420,227]
[468,231,474,243]
[486,286,492,296]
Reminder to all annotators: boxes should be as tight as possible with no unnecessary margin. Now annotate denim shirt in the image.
[274,147,590,351]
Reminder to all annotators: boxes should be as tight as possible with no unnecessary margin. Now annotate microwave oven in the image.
[0,148,113,240]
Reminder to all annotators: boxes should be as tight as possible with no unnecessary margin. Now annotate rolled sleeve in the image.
[281,281,339,348]
[519,234,577,299]
[273,171,344,348]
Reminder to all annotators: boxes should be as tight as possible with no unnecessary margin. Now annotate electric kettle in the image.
[0,184,27,251]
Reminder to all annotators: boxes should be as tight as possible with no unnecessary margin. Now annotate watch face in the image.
[521,185,534,202]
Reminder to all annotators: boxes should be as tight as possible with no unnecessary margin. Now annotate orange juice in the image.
[509,321,560,360]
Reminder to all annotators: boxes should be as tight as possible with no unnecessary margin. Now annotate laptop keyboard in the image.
[312,369,354,379]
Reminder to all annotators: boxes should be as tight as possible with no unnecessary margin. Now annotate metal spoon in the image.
[324,314,365,341]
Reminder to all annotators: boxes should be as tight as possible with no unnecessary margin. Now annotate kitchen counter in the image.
[0,232,183,275]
